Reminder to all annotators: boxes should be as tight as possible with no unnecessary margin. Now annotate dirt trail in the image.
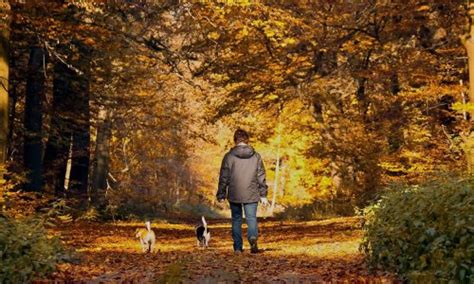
[46,217,396,283]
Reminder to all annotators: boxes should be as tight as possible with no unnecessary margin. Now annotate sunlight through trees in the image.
[0,1,472,282]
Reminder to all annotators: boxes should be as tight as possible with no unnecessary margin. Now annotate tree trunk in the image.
[270,113,282,215]
[91,108,111,206]
[0,3,10,165]
[387,73,404,152]
[43,60,74,196]
[7,77,16,160]
[23,46,45,191]
[63,135,73,191]
[463,3,474,175]
[356,78,368,120]
[269,147,280,214]
[69,129,90,197]
[463,133,474,174]
[355,50,372,122]
[68,42,91,202]
[461,80,468,121]
[312,99,324,123]
[279,159,286,197]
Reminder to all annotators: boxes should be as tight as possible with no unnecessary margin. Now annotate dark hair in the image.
[234,129,250,144]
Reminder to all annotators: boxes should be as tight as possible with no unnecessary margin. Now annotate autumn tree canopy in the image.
[0,1,473,282]
[0,0,472,217]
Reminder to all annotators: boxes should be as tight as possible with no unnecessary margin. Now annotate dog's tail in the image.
[201,216,207,231]
[145,221,151,232]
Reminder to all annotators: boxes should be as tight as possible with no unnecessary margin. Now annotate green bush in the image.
[0,216,68,283]
[361,177,474,283]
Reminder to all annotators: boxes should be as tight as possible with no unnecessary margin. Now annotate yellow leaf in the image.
[417,5,430,12]
[452,102,474,113]
[207,32,220,40]
[281,37,297,47]
[267,94,279,100]
[236,27,249,40]
[265,29,275,38]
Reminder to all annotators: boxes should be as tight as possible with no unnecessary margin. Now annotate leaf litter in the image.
[41,217,397,283]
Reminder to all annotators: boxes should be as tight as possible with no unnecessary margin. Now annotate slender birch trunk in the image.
[270,111,282,215]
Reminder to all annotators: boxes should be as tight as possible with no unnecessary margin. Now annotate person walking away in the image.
[216,129,269,253]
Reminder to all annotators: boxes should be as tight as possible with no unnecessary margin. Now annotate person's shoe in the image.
[234,250,243,255]
[249,237,259,254]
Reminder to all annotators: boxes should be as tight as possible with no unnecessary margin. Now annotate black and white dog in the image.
[196,216,211,248]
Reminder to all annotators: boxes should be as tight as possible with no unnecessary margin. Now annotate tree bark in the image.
[312,99,324,123]
[269,144,280,214]
[387,72,404,152]
[91,108,111,206]
[356,78,369,121]
[7,77,16,160]
[69,129,90,197]
[68,42,91,201]
[0,3,10,165]
[280,160,286,197]
[355,50,372,122]
[463,3,474,175]
[270,112,282,215]
[23,46,45,191]
[43,60,74,196]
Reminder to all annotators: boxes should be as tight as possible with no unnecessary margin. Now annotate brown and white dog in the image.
[135,221,156,253]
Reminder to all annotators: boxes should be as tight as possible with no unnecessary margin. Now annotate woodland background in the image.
[1,0,471,218]
[0,1,473,282]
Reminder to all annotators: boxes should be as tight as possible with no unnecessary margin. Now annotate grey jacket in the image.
[216,144,268,203]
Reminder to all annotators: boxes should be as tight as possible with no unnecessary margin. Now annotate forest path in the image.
[48,217,396,283]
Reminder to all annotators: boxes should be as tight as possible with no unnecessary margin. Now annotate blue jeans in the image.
[229,202,258,251]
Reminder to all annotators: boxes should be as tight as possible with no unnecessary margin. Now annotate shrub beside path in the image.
[46,217,397,282]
